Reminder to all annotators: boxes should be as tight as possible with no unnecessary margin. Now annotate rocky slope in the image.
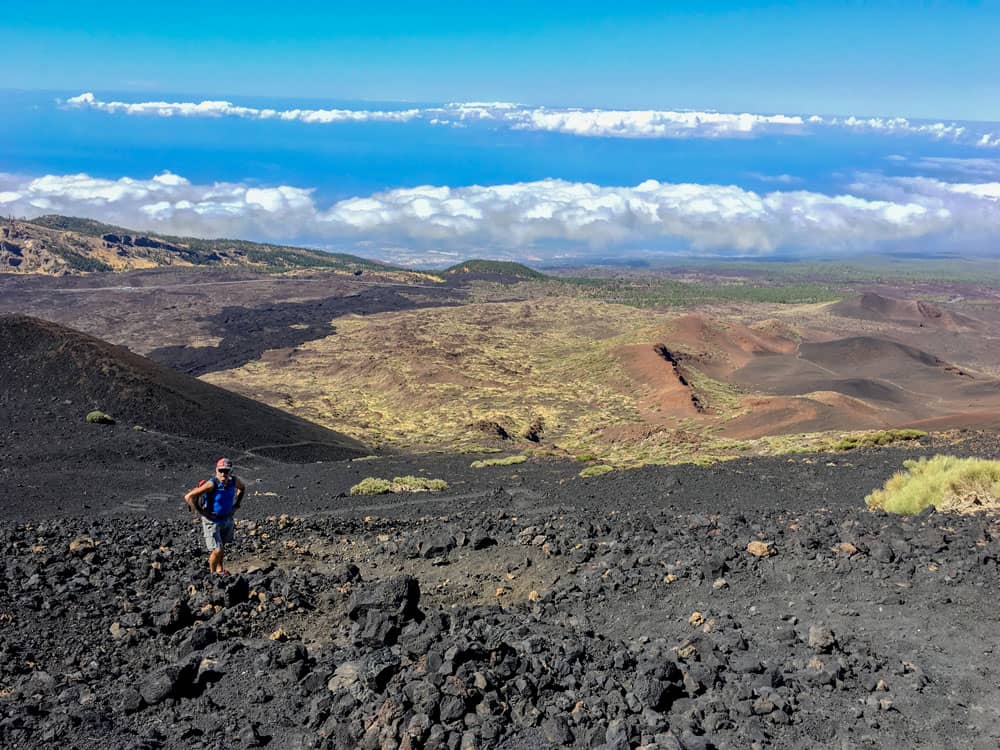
[0,314,368,463]
[0,216,399,275]
[1,464,999,749]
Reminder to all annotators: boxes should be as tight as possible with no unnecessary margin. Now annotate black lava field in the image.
[2,437,1000,750]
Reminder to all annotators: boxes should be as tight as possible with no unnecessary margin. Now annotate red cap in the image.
[216,458,233,470]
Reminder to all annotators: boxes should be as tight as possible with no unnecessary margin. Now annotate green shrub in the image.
[574,453,598,462]
[392,476,449,492]
[865,455,1000,514]
[470,455,527,468]
[350,478,394,495]
[579,464,614,478]
[350,476,449,495]
[85,410,115,425]
[832,429,926,451]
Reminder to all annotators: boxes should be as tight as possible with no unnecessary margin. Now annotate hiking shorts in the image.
[202,517,235,551]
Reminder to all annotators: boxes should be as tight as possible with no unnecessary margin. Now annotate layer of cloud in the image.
[443,103,807,138]
[4,170,998,263]
[808,114,975,141]
[319,180,951,252]
[904,156,1000,180]
[65,92,1000,145]
[65,92,421,123]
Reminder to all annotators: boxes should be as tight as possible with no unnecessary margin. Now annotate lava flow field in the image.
[2,434,1000,750]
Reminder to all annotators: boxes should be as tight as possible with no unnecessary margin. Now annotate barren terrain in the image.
[5,257,1000,463]
[3,237,1000,749]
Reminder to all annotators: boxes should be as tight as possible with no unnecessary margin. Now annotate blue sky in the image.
[6,1,999,120]
[1,2,999,265]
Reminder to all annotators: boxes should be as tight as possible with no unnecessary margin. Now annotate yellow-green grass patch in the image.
[470,455,528,468]
[350,476,449,496]
[828,429,926,452]
[865,455,1000,514]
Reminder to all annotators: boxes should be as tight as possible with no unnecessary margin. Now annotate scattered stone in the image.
[832,542,859,556]
[68,536,96,554]
[541,716,574,745]
[808,624,837,654]
[747,541,776,558]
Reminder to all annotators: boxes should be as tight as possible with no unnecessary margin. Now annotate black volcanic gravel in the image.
[2,433,1000,749]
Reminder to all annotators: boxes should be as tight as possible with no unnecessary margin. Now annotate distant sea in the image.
[3,88,984,204]
[1,89,997,265]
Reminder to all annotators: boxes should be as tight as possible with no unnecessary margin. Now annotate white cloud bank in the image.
[65,92,1000,145]
[4,170,998,262]
[65,92,422,123]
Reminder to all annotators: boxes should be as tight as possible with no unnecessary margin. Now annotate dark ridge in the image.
[0,314,368,462]
[653,344,704,412]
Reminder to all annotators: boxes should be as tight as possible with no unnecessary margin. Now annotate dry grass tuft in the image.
[865,455,1000,514]
[470,455,528,469]
[830,429,926,452]
[350,476,449,496]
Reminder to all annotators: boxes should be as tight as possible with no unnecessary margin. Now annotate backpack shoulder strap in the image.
[198,478,220,515]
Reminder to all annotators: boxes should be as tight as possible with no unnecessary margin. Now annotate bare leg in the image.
[209,548,224,573]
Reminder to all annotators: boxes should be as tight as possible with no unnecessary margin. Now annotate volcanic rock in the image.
[808,624,837,654]
[746,541,776,558]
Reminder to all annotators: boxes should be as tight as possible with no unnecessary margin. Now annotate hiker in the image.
[184,458,246,574]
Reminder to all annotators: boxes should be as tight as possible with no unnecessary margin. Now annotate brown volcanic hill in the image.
[830,292,982,331]
[659,313,797,379]
[728,333,1000,435]
[0,314,368,462]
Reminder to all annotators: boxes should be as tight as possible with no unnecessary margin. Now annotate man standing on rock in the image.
[184,458,245,574]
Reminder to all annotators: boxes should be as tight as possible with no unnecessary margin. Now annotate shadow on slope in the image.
[0,315,368,463]
[148,287,463,376]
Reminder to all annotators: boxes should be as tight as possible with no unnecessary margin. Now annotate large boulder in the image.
[348,576,421,622]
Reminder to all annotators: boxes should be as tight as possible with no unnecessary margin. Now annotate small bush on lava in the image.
[393,476,448,492]
[470,455,527,468]
[866,455,1000,514]
[350,476,449,495]
[350,478,394,495]
[832,429,926,451]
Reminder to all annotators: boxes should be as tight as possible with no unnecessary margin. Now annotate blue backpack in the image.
[197,476,237,520]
